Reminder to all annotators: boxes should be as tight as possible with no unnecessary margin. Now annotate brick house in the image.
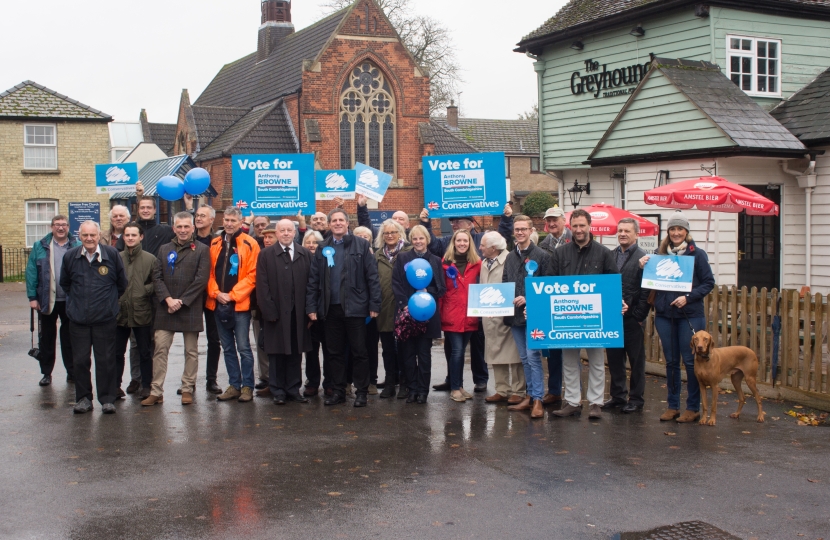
[166,0,438,226]
[0,81,111,251]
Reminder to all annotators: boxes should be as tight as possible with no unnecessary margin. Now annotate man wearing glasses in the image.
[25,215,82,386]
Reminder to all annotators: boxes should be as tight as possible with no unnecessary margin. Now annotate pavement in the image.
[0,282,828,540]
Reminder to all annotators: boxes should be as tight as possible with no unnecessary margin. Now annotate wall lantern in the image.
[629,26,645,37]
[570,40,584,51]
[567,178,591,208]
[654,170,670,188]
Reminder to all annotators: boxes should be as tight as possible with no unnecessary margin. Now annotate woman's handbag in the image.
[394,308,427,341]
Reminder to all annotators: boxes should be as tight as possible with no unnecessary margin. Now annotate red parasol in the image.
[644,176,778,216]
[565,203,659,236]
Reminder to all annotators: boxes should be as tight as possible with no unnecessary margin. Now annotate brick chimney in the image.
[257,0,294,63]
[446,100,458,130]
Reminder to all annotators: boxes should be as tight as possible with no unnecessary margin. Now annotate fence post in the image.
[0,245,4,283]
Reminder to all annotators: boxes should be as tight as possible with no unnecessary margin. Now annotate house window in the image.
[339,62,396,174]
[26,200,58,247]
[24,124,57,169]
[726,35,781,96]
[530,157,540,173]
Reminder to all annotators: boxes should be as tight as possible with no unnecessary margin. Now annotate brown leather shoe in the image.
[551,402,582,417]
[141,395,163,406]
[255,387,272,397]
[303,386,319,397]
[660,409,680,421]
[588,403,602,419]
[531,399,544,418]
[507,394,525,404]
[181,392,193,405]
[676,410,701,423]
[542,393,562,406]
[507,396,532,411]
[485,393,508,403]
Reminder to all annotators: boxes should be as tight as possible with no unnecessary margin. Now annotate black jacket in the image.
[137,218,175,257]
[550,236,618,277]
[59,245,128,325]
[392,249,446,339]
[423,214,513,257]
[306,234,381,319]
[616,244,650,322]
[502,243,551,327]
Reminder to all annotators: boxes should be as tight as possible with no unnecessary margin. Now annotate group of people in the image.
[26,187,714,423]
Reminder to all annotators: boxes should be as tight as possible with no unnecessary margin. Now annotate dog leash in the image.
[679,307,697,333]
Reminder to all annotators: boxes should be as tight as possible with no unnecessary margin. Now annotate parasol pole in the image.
[705,210,712,253]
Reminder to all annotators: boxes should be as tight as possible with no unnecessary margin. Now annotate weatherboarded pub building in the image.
[517,0,830,293]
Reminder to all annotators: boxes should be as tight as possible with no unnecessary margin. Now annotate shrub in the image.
[521,191,558,217]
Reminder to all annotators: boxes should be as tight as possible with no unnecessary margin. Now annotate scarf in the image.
[383,239,404,261]
[670,241,688,256]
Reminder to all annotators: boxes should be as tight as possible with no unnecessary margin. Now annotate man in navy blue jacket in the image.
[60,221,127,415]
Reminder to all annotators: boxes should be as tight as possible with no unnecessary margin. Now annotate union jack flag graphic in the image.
[428,201,439,210]
[235,200,248,209]
[530,329,545,340]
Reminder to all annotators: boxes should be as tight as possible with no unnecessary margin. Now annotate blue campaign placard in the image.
[95,162,139,194]
[642,255,695,292]
[422,152,506,218]
[354,162,393,202]
[68,202,100,238]
[316,169,356,200]
[467,283,515,317]
[525,274,624,349]
[232,154,314,213]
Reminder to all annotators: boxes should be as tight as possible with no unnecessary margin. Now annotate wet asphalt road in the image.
[0,283,827,540]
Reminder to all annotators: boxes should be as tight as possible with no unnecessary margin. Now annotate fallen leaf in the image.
[766,494,777,498]
[555,450,569,455]
[379,484,389,488]
[807,478,819,483]
[327,492,342,497]
[794,405,803,409]
[450,444,460,448]
[427,490,440,494]
[432,522,442,526]
[562,506,572,511]
[742,431,751,434]
[637,483,646,488]
[669,446,680,450]
[527,503,533,506]
[517,490,527,494]
[465,493,475,497]
[565,479,573,482]
[664,432,676,436]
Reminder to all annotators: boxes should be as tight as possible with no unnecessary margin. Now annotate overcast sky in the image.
[1,0,567,124]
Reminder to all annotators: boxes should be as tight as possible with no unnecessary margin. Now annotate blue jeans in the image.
[654,315,705,412]
[511,326,544,400]
[546,349,562,396]
[215,310,255,390]
[445,331,472,390]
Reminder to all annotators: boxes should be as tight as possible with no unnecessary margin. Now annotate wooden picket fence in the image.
[644,286,829,398]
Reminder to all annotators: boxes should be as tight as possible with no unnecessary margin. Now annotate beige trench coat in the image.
[480,250,522,365]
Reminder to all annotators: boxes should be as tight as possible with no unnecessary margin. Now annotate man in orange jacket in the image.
[207,206,260,402]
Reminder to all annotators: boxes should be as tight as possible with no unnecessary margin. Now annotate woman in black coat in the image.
[392,225,446,403]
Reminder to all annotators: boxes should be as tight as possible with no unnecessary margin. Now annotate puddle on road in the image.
[612,520,741,539]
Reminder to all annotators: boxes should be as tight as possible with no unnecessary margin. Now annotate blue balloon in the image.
[183,167,211,196]
[408,291,436,322]
[157,175,185,201]
[406,258,433,289]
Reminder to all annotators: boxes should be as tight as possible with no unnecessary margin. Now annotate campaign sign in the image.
[467,283,515,317]
[316,169,356,200]
[232,154,314,213]
[638,236,658,255]
[354,162,393,202]
[525,274,624,349]
[68,202,100,238]
[422,152,506,218]
[642,255,694,292]
[95,162,139,194]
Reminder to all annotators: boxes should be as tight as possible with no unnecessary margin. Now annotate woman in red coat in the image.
[439,229,482,403]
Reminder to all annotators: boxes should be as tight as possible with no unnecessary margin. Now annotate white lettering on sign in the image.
[531,281,598,295]
[235,158,295,170]
[426,158,485,171]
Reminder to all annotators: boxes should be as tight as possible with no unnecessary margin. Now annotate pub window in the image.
[26,200,58,247]
[726,35,781,97]
[339,62,396,174]
[530,157,540,173]
[24,124,57,170]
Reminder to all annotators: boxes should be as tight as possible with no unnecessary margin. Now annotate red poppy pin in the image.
[689,245,695,253]
[190,243,196,251]
[524,258,530,264]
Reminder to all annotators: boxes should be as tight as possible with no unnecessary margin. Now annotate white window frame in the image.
[23,124,58,170]
[725,35,782,98]
[25,200,58,247]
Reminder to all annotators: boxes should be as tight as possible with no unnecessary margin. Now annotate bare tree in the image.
[518,103,539,120]
[322,0,461,114]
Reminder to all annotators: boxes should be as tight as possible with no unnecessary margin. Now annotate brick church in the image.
[169,0,456,221]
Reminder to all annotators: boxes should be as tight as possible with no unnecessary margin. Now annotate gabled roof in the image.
[110,154,195,199]
[432,118,539,155]
[0,80,110,121]
[195,8,350,109]
[191,105,250,153]
[771,66,830,145]
[588,57,806,164]
[146,122,176,156]
[428,121,479,155]
[198,99,298,161]
[516,0,830,52]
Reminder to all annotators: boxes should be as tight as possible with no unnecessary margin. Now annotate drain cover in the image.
[615,521,741,540]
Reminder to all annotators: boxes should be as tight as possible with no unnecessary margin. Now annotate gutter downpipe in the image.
[781,157,817,288]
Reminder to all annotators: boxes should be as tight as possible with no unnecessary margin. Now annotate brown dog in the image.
[690,330,765,426]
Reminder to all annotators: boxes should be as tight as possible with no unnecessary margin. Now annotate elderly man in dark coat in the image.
[257,219,313,405]
[141,212,210,406]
